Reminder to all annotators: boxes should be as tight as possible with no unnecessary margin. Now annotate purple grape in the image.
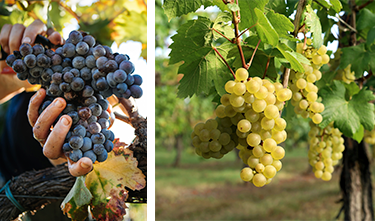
[87,116,97,124]
[55,47,63,55]
[83,35,95,47]
[80,67,91,81]
[97,150,108,162]
[88,122,102,134]
[93,144,105,155]
[93,45,106,58]
[36,54,50,68]
[62,43,75,57]
[133,74,143,85]
[33,44,45,55]
[113,70,127,83]
[17,72,28,81]
[72,125,86,137]
[119,60,134,74]
[63,72,74,83]
[28,76,40,85]
[70,68,80,77]
[70,77,85,91]
[106,72,117,88]
[64,92,78,101]
[48,83,62,96]
[91,133,105,144]
[104,140,114,152]
[6,54,16,67]
[98,118,110,130]
[82,85,94,97]
[62,66,73,74]
[97,99,109,111]
[63,103,76,114]
[12,59,27,73]
[29,67,43,78]
[24,54,36,68]
[69,149,83,162]
[96,77,109,91]
[62,58,72,67]
[67,111,79,125]
[51,54,62,65]
[96,56,108,70]
[52,65,63,73]
[78,107,92,120]
[101,129,115,141]
[81,138,93,152]
[63,143,72,152]
[125,74,134,85]
[115,54,128,64]
[60,82,71,92]
[83,150,97,163]
[19,43,33,57]
[117,83,128,93]
[45,49,55,57]
[89,103,102,116]
[76,41,89,55]
[72,56,85,69]
[103,60,118,72]
[85,55,96,68]
[69,30,83,45]
[130,85,143,98]
[52,72,63,84]
[122,89,131,99]
[99,110,110,119]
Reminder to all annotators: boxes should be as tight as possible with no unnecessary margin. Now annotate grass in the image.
[155,147,363,220]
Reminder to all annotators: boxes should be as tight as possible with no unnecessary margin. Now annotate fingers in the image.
[28,89,46,127]
[32,97,66,142]
[22,19,46,44]
[43,115,72,159]
[0,24,12,55]
[9,24,25,54]
[48,31,64,46]
[68,157,93,177]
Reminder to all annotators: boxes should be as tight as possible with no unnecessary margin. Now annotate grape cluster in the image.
[193,68,292,187]
[7,30,143,163]
[308,122,344,181]
[364,127,375,144]
[336,64,355,84]
[289,40,328,124]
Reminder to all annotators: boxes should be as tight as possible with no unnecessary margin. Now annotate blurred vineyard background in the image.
[0,0,147,220]
[154,1,375,220]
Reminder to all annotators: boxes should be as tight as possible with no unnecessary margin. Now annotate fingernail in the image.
[81,161,91,169]
[23,37,31,44]
[61,117,69,126]
[54,99,63,108]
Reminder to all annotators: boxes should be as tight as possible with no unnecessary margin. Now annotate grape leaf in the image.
[266,10,294,39]
[266,0,287,15]
[357,9,375,31]
[330,0,343,13]
[61,176,92,221]
[304,5,323,49]
[227,2,239,12]
[163,0,213,20]
[319,80,375,138]
[254,8,279,46]
[169,16,236,97]
[212,12,234,40]
[353,125,364,143]
[276,43,305,73]
[339,43,375,78]
[238,0,268,31]
[367,26,375,47]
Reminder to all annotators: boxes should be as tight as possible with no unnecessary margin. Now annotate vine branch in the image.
[263,57,271,79]
[357,0,374,10]
[212,28,233,43]
[238,23,257,38]
[213,47,235,78]
[232,11,247,69]
[247,39,261,68]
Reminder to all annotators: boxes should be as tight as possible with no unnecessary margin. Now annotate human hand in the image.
[27,88,94,177]
[0,19,64,103]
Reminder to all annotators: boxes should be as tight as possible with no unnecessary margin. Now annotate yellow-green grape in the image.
[225,80,236,93]
[194,122,205,135]
[255,163,265,173]
[252,99,267,113]
[317,45,327,55]
[218,133,231,145]
[321,171,332,181]
[236,68,249,81]
[260,154,273,166]
[259,129,272,140]
[247,156,259,168]
[271,146,285,160]
[237,119,252,133]
[272,130,287,144]
[199,129,210,142]
[312,113,323,124]
[321,54,330,64]
[252,173,267,187]
[303,63,313,74]
[209,140,222,152]
[245,109,259,123]
[263,165,277,178]
[314,170,323,178]
[264,105,279,119]
[299,99,309,110]
[272,160,282,171]
[296,78,307,89]
[261,117,275,131]
[220,94,231,106]
[263,138,277,152]
[224,105,237,117]
[210,129,221,140]
[292,92,303,101]
[313,70,322,81]
[306,73,317,83]
[315,161,324,170]
[246,79,261,93]
[230,94,245,107]
[306,92,317,102]
[247,133,261,147]
[240,167,254,182]
[276,88,292,102]
[263,81,275,93]
[252,145,265,158]
[265,93,276,105]
[243,92,255,103]
[274,82,283,92]
[233,82,247,95]
[215,105,226,118]
[205,118,218,130]
[274,118,287,131]
[254,86,269,99]
[312,54,322,65]
[199,142,210,152]
[305,82,317,92]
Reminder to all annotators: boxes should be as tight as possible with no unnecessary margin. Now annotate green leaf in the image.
[212,12,234,40]
[238,0,268,31]
[339,43,375,78]
[305,5,323,49]
[163,0,213,20]
[169,16,236,97]
[330,0,343,13]
[254,8,279,46]
[227,3,240,11]
[266,10,294,39]
[315,0,332,9]
[276,43,305,73]
[357,9,375,31]
[353,125,364,143]
[367,26,375,47]
[344,82,360,98]
[319,81,375,138]
[266,0,287,15]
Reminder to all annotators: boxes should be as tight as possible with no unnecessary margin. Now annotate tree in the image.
[162,0,375,220]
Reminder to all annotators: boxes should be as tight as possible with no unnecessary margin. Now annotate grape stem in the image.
[231,10,247,69]
[247,39,261,69]
[213,47,235,78]
[212,28,234,43]
[282,68,291,88]
[238,24,257,38]
[262,57,271,79]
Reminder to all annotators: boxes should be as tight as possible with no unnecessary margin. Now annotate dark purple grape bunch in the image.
[7,30,144,163]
